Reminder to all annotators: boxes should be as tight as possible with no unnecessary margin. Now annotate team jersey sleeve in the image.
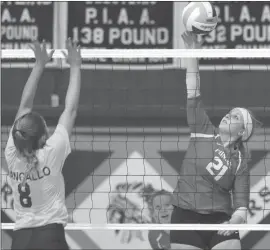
[187,96,215,135]
[45,124,71,174]
[148,231,170,250]
[4,126,16,168]
[232,162,250,209]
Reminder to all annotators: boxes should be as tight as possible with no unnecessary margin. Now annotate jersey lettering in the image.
[18,183,32,208]
[9,166,51,182]
[206,156,228,181]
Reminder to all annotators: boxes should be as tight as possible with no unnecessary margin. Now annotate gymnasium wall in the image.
[2,68,269,126]
[2,2,270,249]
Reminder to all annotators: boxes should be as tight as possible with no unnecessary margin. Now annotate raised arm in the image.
[217,160,250,236]
[231,161,250,224]
[15,41,54,120]
[58,39,82,137]
[182,32,215,135]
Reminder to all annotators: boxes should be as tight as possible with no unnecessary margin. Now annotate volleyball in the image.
[182,2,218,34]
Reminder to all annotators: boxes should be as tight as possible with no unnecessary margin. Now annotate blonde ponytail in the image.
[21,152,39,186]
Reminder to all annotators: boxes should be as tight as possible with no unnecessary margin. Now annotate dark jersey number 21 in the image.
[18,183,32,208]
[206,156,228,181]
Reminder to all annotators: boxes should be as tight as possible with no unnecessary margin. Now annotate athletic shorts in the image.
[11,223,69,250]
[170,206,240,249]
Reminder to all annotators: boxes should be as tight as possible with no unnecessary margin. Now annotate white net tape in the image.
[2,223,270,231]
[2,49,270,58]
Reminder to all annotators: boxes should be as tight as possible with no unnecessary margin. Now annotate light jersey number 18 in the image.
[206,156,228,181]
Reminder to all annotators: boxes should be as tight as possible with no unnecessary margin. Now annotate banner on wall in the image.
[2,2,270,70]
[1,1,57,67]
[200,2,270,68]
[66,1,175,69]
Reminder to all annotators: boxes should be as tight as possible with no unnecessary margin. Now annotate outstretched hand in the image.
[218,214,245,236]
[181,31,204,49]
[29,40,54,67]
[62,38,82,67]
[217,220,238,237]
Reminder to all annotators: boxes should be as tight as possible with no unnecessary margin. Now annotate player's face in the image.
[219,109,245,138]
[152,194,173,224]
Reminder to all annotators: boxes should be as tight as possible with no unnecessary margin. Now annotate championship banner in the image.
[66,1,174,69]
[201,2,270,68]
[1,1,57,67]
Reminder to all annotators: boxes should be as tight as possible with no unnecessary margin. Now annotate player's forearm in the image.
[186,58,200,99]
[230,207,247,224]
[186,58,199,73]
[17,63,45,117]
[65,65,81,112]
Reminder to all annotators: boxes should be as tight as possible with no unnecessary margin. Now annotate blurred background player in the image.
[107,182,148,244]
[170,32,262,250]
[4,39,81,250]
[148,190,174,250]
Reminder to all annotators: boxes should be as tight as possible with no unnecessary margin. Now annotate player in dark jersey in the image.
[148,190,173,250]
[170,32,261,250]
[5,39,81,250]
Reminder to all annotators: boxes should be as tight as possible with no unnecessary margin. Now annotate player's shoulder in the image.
[4,126,16,163]
[45,124,70,148]
[53,124,69,137]
[43,124,71,170]
[234,149,249,175]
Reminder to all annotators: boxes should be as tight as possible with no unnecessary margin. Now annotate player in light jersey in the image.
[5,39,81,250]
[170,32,262,250]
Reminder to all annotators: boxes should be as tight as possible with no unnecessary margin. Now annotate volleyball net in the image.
[1,50,270,250]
